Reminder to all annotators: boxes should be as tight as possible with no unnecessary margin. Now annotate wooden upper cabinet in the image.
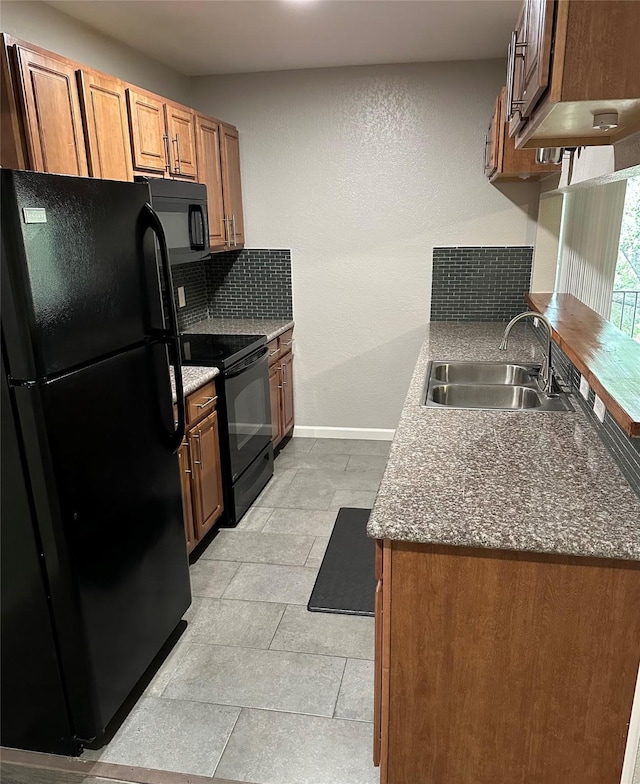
[195,115,226,249]
[520,0,554,119]
[165,103,197,179]
[126,88,168,175]
[510,0,640,148]
[483,100,499,178]
[14,44,87,176]
[220,123,245,246]
[507,6,527,138]
[77,70,132,181]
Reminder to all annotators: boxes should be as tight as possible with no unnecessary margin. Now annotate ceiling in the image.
[47,0,519,76]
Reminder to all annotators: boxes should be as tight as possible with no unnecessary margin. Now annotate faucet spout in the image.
[499,311,555,394]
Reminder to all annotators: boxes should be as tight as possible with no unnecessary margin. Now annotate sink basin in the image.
[422,360,573,413]
[432,361,534,386]
[430,384,542,410]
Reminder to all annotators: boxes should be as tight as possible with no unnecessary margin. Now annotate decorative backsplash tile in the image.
[171,260,209,331]
[531,323,640,497]
[205,249,293,319]
[170,249,293,331]
[431,246,534,321]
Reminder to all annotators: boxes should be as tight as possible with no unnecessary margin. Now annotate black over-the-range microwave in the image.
[137,177,209,265]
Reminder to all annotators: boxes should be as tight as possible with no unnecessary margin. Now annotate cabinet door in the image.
[269,362,283,444]
[220,124,245,246]
[195,115,227,248]
[190,410,224,539]
[166,104,197,179]
[374,578,383,767]
[14,45,88,176]
[508,6,527,138]
[521,0,555,118]
[484,96,500,178]
[177,438,196,554]
[77,70,132,181]
[126,88,168,175]
[281,352,295,436]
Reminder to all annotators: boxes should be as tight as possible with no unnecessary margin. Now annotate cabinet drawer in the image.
[267,338,281,366]
[186,380,217,424]
[279,328,294,355]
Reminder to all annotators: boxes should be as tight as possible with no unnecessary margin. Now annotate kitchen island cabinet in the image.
[369,321,640,784]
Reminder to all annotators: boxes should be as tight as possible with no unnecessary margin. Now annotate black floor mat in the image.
[307,508,375,616]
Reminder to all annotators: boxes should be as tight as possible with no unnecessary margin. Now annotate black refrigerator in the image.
[1,170,191,755]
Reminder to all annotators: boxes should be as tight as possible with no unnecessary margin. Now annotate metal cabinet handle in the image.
[163,134,171,172]
[176,132,182,174]
[192,432,203,466]
[282,364,287,386]
[224,216,231,246]
[232,214,237,245]
[196,396,217,409]
[269,349,280,357]
[283,340,293,346]
[172,134,182,174]
[506,30,527,122]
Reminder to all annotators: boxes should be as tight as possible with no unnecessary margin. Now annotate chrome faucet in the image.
[499,311,555,394]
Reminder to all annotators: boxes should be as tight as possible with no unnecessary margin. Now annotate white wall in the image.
[532,194,563,291]
[192,62,540,432]
[0,0,190,103]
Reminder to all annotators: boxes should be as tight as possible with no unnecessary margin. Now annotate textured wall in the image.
[1,1,191,103]
[431,246,533,321]
[191,62,540,431]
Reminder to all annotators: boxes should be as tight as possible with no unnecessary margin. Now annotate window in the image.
[611,176,640,341]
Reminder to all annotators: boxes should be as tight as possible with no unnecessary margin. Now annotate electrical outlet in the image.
[533,317,539,328]
[579,375,590,400]
[593,395,606,424]
[177,286,186,308]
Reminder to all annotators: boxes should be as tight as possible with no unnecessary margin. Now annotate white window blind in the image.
[556,179,627,318]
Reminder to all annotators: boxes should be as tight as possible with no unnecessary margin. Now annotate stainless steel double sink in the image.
[422,361,573,412]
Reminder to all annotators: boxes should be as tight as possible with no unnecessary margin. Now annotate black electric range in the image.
[179,332,273,526]
[180,332,266,370]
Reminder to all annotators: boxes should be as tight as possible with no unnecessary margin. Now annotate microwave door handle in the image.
[188,204,207,251]
[141,202,185,452]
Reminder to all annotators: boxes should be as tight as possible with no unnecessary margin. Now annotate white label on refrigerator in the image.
[22,208,47,224]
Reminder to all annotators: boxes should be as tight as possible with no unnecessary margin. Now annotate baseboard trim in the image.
[293,426,395,441]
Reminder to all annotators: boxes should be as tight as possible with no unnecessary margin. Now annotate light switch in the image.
[579,375,590,400]
[177,286,186,308]
[593,395,606,424]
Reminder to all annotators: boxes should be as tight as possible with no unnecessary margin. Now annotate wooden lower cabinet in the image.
[267,330,295,447]
[375,540,640,784]
[189,409,224,541]
[177,380,224,554]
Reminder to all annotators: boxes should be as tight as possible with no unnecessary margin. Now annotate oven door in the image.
[153,196,209,265]
[224,347,272,481]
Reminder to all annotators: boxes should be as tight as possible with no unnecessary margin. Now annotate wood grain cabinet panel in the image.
[195,115,227,248]
[521,0,555,119]
[281,351,295,435]
[189,410,224,541]
[269,363,283,444]
[267,331,295,448]
[126,88,168,175]
[220,123,245,247]
[77,70,132,181]
[378,541,640,784]
[14,45,87,176]
[165,103,197,179]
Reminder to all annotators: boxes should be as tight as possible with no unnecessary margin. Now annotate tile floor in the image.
[83,437,389,784]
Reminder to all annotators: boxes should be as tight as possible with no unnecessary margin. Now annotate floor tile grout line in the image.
[183,638,374,663]
[331,657,349,719]
[265,603,288,649]
[210,705,244,779]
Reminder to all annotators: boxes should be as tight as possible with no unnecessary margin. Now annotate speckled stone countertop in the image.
[170,366,219,404]
[367,321,640,561]
[187,317,294,344]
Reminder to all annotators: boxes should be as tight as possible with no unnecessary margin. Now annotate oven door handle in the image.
[225,346,269,379]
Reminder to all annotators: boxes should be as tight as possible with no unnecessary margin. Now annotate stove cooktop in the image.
[179,332,266,369]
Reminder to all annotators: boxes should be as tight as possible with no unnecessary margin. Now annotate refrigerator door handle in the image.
[141,202,185,452]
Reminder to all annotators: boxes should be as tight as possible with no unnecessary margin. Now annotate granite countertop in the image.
[170,366,220,403]
[367,321,640,561]
[187,317,295,344]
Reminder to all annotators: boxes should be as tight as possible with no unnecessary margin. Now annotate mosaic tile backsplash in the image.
[531,323,640,497]
[171,248,293,331]
[431,246,534,321]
